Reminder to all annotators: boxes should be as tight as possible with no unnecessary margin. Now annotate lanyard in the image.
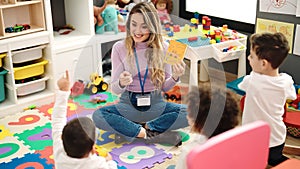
[134,48,148,95]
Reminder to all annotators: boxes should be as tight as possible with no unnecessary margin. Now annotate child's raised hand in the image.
[57,70,70,91]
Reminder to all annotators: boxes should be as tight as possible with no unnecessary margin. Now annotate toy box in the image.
[0,53,6,68]
[212,40,246,62]
[0,69,8,102]
[15,76,49,96]
[13,60,48,80]
[11,45,45,64]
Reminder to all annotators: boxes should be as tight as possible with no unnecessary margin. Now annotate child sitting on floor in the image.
[52,70,117,169]
[176,83,241,169]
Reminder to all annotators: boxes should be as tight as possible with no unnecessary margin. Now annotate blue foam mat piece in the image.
[226,76,245,96]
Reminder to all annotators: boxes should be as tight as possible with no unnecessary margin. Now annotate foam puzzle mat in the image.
[0,91,192,169]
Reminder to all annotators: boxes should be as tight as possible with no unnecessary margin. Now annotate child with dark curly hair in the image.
[176,83,241,169]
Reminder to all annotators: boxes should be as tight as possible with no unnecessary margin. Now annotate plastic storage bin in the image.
[212,40,246,62]
[0,69,8,102]
[0,53,6,67]
[11,45,46,64]
[15,76,49,96]
[13,60,48,80]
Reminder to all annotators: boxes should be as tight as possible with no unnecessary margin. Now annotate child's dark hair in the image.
[185,83,240,138]
[250,32,289,69]
[62,117,96,158]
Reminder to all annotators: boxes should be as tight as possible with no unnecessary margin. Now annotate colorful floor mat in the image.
[0,91,190,169]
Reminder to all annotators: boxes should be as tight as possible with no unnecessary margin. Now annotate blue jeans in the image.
[92,90,188,138]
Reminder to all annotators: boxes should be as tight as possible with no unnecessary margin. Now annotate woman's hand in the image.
[119,71,133,87]
[172,60,186,81]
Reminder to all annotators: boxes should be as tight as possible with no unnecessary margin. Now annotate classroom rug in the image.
[0,89,191,169]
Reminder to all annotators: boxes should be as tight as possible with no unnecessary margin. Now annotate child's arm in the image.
[52,71,70,155]
[238,73,251,92]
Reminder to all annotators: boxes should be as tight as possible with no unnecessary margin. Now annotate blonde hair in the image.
[125,2,165,89]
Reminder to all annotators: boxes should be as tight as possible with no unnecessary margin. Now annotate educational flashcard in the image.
[293,25,300,56]
[256,18,294,53]
[259,0,297,15]
[164,40,187,65]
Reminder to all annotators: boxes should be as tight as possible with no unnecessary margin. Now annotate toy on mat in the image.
[23,105,36,110]
[84,73,109,94]
[164,85,187,102]
[88,96,107,104]
[95,145,108,157]
[71,80,85,97]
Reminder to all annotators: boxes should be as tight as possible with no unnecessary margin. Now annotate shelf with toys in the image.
[0,31,55,117]
[0,0,46,40]
[163,15,247,89]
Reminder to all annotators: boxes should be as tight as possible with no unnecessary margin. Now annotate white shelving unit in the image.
[0,0,126,117]
[0,31,54,117]
[0,0,45,40]
[45,0,126,82]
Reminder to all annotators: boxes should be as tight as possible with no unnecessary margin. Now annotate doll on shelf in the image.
[152,0,173,24]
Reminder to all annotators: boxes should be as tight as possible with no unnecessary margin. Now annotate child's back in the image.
[238,32,297,166]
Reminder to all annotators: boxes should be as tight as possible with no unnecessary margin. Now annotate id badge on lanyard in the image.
[137,94,151,106]
[134,48,151,106]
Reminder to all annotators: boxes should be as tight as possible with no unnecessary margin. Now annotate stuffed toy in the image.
[106,0,125,22]
[94,1,107,26]
[152,0,173,24]
[95,6,119,34]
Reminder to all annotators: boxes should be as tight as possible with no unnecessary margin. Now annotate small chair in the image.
[186,121,270,169]
[272,158,300,169]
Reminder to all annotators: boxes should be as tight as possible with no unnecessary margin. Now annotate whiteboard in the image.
[186,0,257,24]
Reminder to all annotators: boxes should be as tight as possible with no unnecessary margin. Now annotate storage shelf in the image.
[0,0,41,9]
[0,0,45,39]
[0,26,44,40]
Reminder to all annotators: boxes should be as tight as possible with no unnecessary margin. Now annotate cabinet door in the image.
[53,45,96,83]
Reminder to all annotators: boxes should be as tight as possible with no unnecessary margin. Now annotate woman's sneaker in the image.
[114,133,127,144]
[145,129,182,146]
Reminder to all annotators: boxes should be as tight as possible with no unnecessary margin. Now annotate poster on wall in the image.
[297,0,300,17]
[259,0,297,15]
[293,25,300,56]
[256,18,294,53]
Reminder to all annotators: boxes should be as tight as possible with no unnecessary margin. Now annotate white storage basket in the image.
[11,45,46,64]
[15,76,49,96]
[212,40,246,62]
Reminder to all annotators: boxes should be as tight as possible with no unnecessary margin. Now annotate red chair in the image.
[272,158,300,169]
[186,121,270,169]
